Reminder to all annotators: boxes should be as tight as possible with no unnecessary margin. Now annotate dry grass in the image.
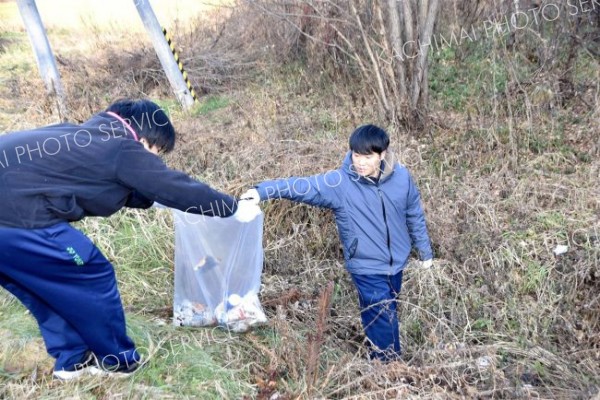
[162,68,598,398]
[0,0,229,32]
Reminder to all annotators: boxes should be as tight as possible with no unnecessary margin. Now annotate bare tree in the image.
[351,0,441,127]
[245,0,442,129]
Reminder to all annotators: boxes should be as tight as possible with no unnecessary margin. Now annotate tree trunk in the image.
[387,0,408,98]
[410,0,440,110]
[401,0,415,80]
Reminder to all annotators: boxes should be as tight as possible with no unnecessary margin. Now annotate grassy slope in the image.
[1,4,599,400]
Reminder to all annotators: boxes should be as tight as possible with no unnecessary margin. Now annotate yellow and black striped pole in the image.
[162,27,198,103]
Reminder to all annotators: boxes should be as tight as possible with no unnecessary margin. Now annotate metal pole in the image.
[134,0,195,109]
[16,0,67,117]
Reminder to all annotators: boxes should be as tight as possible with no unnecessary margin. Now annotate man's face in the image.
[351,150,386,178]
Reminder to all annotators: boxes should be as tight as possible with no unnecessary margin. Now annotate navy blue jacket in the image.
[255,152,432,275]
[0,112,237,228]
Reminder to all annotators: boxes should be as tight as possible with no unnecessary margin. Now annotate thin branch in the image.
[350,0,391,117]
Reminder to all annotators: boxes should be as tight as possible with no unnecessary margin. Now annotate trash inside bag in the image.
[172,207,267,332]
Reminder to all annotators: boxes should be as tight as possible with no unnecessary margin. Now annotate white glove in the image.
[240,188,260,206]
[421,259,433,269]
[234,199,261,223]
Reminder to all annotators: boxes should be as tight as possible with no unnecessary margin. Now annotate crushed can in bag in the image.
[172,207,267,332]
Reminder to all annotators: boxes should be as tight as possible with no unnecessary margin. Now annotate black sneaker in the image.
[89,357,143,378]
[52,351,98,380]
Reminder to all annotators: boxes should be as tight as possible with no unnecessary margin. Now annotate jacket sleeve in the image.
[255,171,342,210]
[125,191,154,209]
[405,173,433,260]
[115,140,238,217]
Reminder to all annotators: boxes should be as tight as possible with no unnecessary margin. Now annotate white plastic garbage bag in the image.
[172,207,267,332]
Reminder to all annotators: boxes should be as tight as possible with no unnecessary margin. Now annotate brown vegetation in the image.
[0,0,598,398]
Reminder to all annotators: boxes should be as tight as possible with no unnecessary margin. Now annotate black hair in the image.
[348,124,389,154]
[106,99,176,153]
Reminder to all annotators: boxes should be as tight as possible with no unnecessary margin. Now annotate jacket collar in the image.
[82,112,139,141]
[106,112,139,141]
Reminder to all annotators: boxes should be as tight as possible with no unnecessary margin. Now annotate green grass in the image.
[429,43,509,111]
[77,208,175,310]
[521,261,549,295]
[0,305,257,398]
[0,299,39,338]
[192,96,230,116]
[152,98,181,118]
[0,32,33,76]
[123,316,257,398]
[471,318,493,332]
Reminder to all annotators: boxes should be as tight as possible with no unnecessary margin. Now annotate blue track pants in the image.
[351,270,403,362]
[0,223,139,371]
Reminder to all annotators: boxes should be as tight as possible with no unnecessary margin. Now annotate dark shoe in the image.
[89,357,143,378]
[52,351,97,380]
[54,352,142,380]
[369,348,402,363]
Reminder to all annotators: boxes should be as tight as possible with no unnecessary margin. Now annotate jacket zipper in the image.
[377,186,394,267]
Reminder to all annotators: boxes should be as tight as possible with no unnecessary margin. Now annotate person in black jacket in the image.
[0,99,248,379]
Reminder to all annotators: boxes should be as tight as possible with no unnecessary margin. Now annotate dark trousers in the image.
[351,270,403,361]
[0,223,139,371]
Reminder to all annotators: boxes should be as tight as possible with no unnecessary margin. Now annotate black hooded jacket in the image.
[0,112,237,228]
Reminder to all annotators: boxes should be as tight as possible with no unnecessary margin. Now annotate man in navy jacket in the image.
[242,124,433,361]
[0,99,243,379]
